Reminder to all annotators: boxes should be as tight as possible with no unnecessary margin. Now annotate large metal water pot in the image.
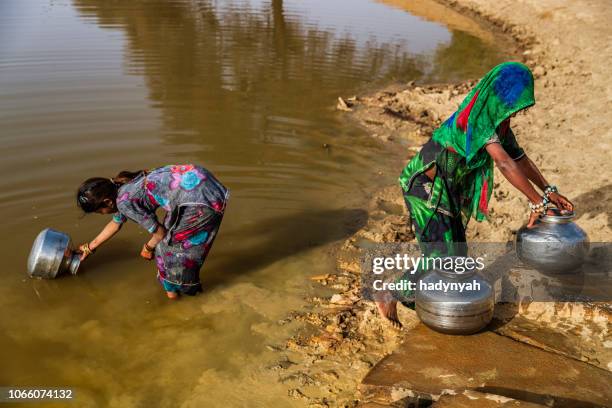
[416,266,494,335]
[27,228,80,279]
[515,211,589,274]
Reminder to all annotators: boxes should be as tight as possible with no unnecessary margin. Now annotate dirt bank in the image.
[277,0,612,406]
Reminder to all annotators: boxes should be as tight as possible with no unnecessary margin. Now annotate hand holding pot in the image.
[548,192,574,213]
[526,208,558,228]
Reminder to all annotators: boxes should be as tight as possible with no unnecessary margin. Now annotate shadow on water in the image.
[72,209,367,289]
[74,239,140,273]
[203,208,368,290]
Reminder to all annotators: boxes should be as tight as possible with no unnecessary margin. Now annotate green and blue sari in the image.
[397,62,535,298]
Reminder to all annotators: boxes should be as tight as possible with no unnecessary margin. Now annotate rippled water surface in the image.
[0,0,507,406]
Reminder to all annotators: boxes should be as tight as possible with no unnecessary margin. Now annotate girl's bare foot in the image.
[166,291,179,300]
[375,299,402,329]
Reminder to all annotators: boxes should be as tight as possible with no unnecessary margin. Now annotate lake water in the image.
[0,0,508,406]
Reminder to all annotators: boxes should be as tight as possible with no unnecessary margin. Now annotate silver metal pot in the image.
[515,211,589,274]
[27,228,80,279]
[416,267,494,335]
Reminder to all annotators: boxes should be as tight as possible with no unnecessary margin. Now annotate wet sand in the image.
[283,0,612,405]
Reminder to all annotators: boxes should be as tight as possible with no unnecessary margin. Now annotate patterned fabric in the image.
[399,62,535,226]
[397,174,467,300]
[112,164,229,294]
[404,174,467,245]
[156,206,223,295]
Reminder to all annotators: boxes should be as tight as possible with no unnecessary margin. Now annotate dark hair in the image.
[77,170,145,213]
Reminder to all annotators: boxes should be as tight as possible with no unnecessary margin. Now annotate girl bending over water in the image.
[76,164,229,299]
[377,62,574,327]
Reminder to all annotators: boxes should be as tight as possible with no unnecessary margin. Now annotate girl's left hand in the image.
[140,244,154,261]
[548,192,574,213]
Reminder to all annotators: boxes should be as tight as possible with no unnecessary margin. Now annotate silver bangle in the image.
[543,185,558,199]
[529,196,549,213]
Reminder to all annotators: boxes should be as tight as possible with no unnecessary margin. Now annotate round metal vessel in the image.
[516,211,589,274]
[416,268,494,335]
[27,228,80,279]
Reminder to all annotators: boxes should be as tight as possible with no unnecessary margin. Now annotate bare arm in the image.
[486,143,543,227]
[146,226,166,248]
[486,143,541,203]
[516,154,574,213]
[79,220,122,260]
[515,155,548,191]
[90,220,122,250]
[139,225,167,260]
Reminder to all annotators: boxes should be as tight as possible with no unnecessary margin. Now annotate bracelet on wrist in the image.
[528,196,549,213]
[80,243,96,255]
[144,243,155,253]
[543,185,558,200]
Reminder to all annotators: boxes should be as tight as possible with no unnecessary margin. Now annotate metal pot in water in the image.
[416,267,494,335]
[515,211,589,274]
[27,228,80,279]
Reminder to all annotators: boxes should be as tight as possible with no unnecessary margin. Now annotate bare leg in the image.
[375,300,402,329]
[374,291,402,329]
[166,291,179,300]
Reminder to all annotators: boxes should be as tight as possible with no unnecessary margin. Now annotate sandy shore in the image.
[277,0,612,406]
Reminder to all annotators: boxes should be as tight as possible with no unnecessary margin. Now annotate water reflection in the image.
[70,0,507,215]
[73,0,426,159]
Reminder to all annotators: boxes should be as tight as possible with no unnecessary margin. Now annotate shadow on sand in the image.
[572,183,612,232]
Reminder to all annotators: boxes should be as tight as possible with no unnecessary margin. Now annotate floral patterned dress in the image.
[112,164,229,295]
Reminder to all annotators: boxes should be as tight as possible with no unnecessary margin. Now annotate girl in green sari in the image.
[377,62,574,327]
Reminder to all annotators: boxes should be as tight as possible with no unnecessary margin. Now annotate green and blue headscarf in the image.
[434,62,535,222]
[434,61,535,163]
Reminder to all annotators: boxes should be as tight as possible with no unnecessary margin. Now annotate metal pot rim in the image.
[540,211,575,224]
